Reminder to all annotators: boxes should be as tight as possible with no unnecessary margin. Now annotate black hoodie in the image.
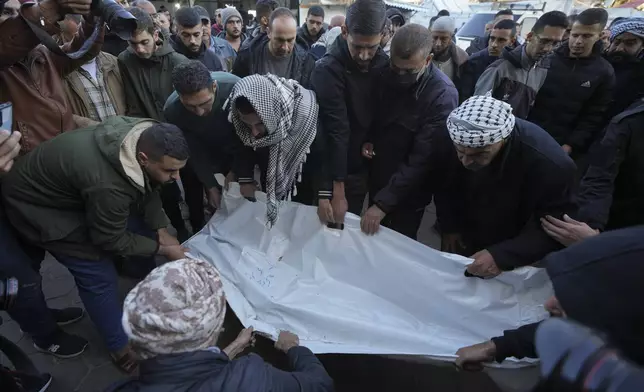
[169,35,224,72]
[527,41,615,155]
[310,37,390,181]
[297,23,327,50]
[491,226,644,365]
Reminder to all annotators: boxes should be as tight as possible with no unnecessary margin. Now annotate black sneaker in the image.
[50,307,84,326]
[33,331,88,359]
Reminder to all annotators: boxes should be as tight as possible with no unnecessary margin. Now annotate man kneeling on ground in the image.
[1,118,190,373]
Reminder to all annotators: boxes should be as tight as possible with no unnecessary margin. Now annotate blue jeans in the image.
[51,216,157,353]
[0,214,58,347]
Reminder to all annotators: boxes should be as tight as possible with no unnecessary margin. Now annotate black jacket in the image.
[605,55,644,121]
[577,98,644,231]
[103,32,128,57]
[434,118,577,270]
[466,35,488,56]
[310,37,390,181]
[169,35,224,72]
[527,42,616,154]
[231,33,316,88]
[369,64,458,213]
[457,48,499,103]
[297,24,326,50]
[107,347,334,392]
[491,226,644,365]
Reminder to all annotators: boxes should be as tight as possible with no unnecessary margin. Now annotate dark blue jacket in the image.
[456,48,499,103]
[434,118,577,270]
[527,42,615,154]
[107,347,334,392]
[368,64,458,213]
[491,226,644,365]
[310,37,390,180]
[577,98,644,230]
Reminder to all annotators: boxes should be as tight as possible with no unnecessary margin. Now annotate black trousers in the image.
[160,166,207,233]
[381,206,425,240]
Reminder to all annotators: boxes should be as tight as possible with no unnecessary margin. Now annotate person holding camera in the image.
[110,258,333,392]
[0,0,105,153]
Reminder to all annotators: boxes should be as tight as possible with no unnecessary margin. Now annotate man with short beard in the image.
[171,7,224,72]
[218,7,247,52]
[297,5,326,49]
[474,11,568,118]
[435,95,576,278]
[232,7,315,87]
[430,16,468,83]
[193,5,236,70]
[603,17,644,120]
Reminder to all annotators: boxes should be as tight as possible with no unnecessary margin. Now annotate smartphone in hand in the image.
[0,102,13,131]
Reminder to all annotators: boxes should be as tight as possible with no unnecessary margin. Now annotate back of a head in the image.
[391,23,432,59]
[329,15,345,28]
[346,0,387,36]
[174,7,201,29]
[269,7,295,27]
[495,8,513,18]
[134,0,156,15]
[256,0,279,20]
[576,7,609,30]
[494,19,517,36]
[532,10,568,34]
[545,226,644,365]
[437,9,450,17]
[308,5,324,19]
[137,123,190,162]
[172,60,213,95]
[128,7,156,35]
[192,5,210,22]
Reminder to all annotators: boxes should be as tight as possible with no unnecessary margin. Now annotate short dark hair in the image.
[235,97,256,115]
[138,123,190,161]
[390,23,432,60]
[256,0,279,20]
[128,7,156,35]
[494,19,516,36]
[495,9,513,17]
[307,5,324,18]
[346,0,387,36]
[269,7,295,27]
[171,61,213,95]
[174,7,201,29]
[437,9,450,17]
[576,8,609,29]
[532,10,568,33]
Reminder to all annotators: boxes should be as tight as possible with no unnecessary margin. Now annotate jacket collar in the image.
[170,35,207,59]
[555,40,604,60]
[138,350,229,383]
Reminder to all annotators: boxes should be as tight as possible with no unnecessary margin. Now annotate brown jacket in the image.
[0,13,104,153]
[64,51,126,121]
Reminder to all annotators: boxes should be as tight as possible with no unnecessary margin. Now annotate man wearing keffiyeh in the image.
[435,95,577,278]
[228,74,330,227]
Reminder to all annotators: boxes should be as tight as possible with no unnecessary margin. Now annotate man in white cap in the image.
[430,16,468,83]
[436,95,577,277]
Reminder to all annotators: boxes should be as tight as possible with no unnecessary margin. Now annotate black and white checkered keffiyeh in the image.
[446,94,515,148]
[610,17,644,41]
[227,74,318,227]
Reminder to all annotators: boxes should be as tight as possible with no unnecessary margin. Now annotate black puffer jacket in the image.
[169,35,224,72]
[577,98,644,231]
[310,37,390,181]
[231,33,315,88]
[369,64,458,213]
[107,347,334,392]
[527,42,615,154]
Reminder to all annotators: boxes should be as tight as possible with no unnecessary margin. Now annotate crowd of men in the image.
[1,0,643,389]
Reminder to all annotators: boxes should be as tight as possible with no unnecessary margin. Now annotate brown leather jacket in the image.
[64,51,126,121]
[0,7,104,153]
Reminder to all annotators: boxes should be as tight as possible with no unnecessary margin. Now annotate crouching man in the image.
[1,117,189,373]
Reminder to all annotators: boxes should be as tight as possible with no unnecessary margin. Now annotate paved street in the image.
[0,204,536,391]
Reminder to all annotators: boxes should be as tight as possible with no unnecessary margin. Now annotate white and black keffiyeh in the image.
[446,94,515,148]
[227,74,319,227]
[610,17,644,41]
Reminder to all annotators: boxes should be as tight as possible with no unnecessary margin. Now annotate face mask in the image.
[388,64,427,88]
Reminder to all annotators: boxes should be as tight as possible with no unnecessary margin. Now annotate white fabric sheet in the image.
[186,184,553,366]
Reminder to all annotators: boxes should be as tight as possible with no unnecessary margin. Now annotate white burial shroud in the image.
[186,183,553,368]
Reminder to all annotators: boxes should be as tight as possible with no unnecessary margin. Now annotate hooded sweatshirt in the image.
[170,35,224,72]
[118,37,188,121]
[1,116,169,260]
[297,23,327,50]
